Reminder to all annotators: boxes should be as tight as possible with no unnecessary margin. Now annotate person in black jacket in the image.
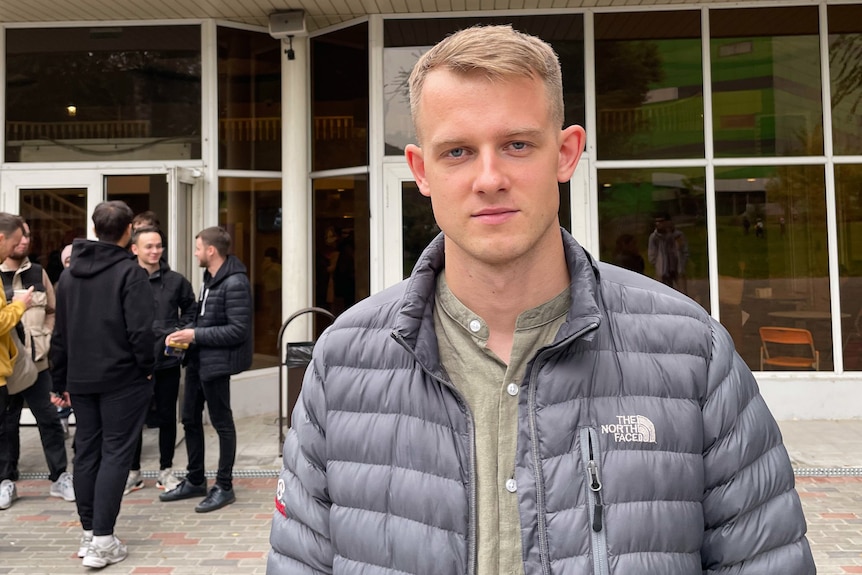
[50,201,155,569]
[123,227,196,496]
[159,226,252,513]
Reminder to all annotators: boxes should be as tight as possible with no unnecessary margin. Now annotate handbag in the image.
[7,326,38,395]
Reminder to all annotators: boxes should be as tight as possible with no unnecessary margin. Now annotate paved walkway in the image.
[0,415,860,574]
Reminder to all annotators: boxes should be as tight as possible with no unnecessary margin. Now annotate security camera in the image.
[286,48,295,61]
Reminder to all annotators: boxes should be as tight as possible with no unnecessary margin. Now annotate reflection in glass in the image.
[19,189,88,285]
[218,177,282,369]
[595,11,704,160]
[311,24,369,171]
[828,5,862,156]
[710,7,822,157]
[714,165,832,370]
[597,168,708,308]
[106,174,169,242]
[401,182,437,278]
[312,176,370,326]
[383,15,584,156]
[217,27,282,171]
[836,165,862,370]
[5,26,201,162]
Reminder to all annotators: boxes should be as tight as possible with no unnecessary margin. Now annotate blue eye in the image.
[512,142,527,150]
[449,148,464,158]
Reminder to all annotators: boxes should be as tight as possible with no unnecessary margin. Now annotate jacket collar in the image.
[0,256,31,274]
[393,230,603,364]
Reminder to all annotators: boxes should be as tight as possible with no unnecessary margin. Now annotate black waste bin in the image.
[277,307,335,454]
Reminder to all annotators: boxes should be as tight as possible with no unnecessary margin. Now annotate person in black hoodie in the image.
[123,227,196,496]
[159,226,252,513]
[50,201,155,569]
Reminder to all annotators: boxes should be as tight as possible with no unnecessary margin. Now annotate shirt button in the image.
[468,319,481,333]
[505,478,517,493]
[507,383,519,396]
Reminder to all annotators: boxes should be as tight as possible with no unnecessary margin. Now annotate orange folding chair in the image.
[759,326,820,371]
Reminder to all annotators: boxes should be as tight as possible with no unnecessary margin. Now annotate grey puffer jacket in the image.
[268,232,814,575]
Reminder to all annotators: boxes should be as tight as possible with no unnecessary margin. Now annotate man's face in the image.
[131,231,163,267]
[655,218,669,234]
[10,224,31,260]
[0,228,23,262]
[405,70,584,270]
[194,237,209,268]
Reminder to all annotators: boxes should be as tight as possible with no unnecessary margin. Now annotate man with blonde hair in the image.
[268,25,814,575]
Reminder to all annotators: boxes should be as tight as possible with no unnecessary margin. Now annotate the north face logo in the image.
[600,415,657,443]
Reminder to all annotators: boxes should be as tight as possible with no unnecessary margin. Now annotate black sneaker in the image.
[195,485,236,513]
[158,479,207,502]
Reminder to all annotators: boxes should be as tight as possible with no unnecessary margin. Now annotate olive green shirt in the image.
[434,272,570,575]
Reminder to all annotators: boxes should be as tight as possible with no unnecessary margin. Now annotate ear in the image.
[405,144,431,198]
[131,243,140,256]
[557,125,586,183]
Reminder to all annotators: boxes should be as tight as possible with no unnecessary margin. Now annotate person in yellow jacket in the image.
[0,212,33,510]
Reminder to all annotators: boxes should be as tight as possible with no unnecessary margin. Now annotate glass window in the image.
[19,189,88,284]
[217,27,282,171]
[595,11,704,160]
[312,175,370,324]
[714,165,832,370]
[710,7,823,158]
[597,168,709,310]
[311,23,369,171]
[218,176,283,369]
[383,15,584,156]
[836,164,862,371]
[5,26,201,162]
[828,5,862,156]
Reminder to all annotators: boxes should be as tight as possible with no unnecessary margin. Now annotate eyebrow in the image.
[428,128,546,151]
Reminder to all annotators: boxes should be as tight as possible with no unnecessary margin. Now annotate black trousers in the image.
[182,363,235,491]
[131,365,181,471]
[0,369,68,482]
[72,380,152,535]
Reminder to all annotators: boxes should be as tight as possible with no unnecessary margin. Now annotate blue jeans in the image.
[181,363,236,491]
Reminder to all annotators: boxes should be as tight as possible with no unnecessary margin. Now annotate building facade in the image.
[1,0,860,420]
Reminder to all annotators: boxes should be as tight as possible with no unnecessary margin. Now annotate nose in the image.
[472,149,508,194]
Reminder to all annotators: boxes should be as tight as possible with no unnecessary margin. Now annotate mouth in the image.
[473,207,517,225]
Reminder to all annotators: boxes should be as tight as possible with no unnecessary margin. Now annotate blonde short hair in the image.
[408,25,564,142]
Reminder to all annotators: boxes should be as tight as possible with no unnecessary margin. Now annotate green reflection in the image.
[597,167,709,308]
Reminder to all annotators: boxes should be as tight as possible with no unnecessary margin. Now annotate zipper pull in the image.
[588,457,604,533]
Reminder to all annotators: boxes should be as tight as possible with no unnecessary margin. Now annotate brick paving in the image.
[0,415,860,573]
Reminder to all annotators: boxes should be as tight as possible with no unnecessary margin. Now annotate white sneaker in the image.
[123,470,144,496]
[156,468,181,492]
[82,535,128,568]
[0,480,17,510]
[77,530,93,558]
[49,471,76,501]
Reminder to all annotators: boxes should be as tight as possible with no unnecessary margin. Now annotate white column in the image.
[281,35,313,342]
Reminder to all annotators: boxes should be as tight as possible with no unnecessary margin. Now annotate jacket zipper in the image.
[579,427,609,575]
[391,331,478,575]
[529,322,599,575]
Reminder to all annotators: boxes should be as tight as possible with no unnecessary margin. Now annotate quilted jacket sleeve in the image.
[268,350,333,575]
[701,320,815,574]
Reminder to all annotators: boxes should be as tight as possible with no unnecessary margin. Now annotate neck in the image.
[443,233,569,361]
[207,256,226,278]
[3,257,24,271]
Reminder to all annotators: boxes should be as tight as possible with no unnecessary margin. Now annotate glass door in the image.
[382,162,437,290]
[1,170,102,282]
